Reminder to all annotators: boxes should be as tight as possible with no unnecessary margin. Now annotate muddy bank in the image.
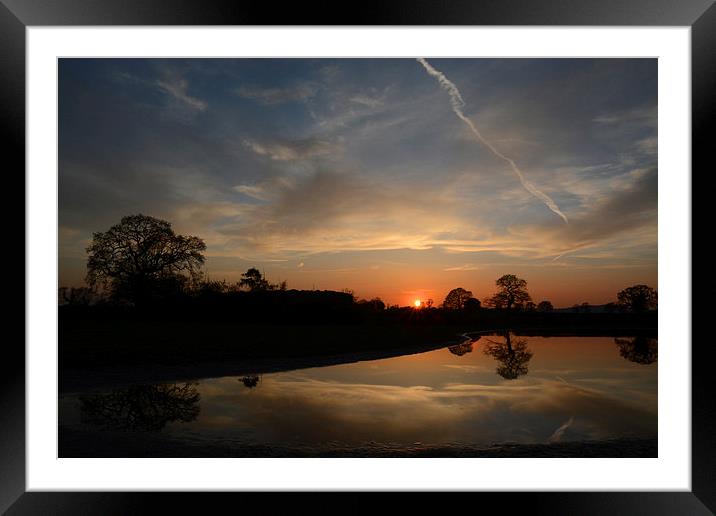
[58,427,657,458]
[60,334,469,393]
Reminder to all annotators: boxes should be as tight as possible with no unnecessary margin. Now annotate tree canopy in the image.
[238,268,287,291]
[86,214,206,305]
[442,287,475,310]
[486,274,531,310]
[616,284,657,313]
[537,300,554,312]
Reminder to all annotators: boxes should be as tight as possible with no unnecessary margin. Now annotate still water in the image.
[59,334,657,452]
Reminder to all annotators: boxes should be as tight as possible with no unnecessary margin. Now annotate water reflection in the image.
[239,375,262,388]
[615,337,658,365]
[483,332,533,379]
[79,383,200,431]
[62,335,658,448]
[448,336,479,356]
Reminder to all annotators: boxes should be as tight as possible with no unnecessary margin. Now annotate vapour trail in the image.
[417,58,568,223]
[548,416,575,442]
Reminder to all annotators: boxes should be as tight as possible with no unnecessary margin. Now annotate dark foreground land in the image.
[60,305,657,392]
[58,426,657,458]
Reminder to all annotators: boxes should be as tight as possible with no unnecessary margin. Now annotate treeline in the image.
[59,214,657,330]
[59,278,656,332]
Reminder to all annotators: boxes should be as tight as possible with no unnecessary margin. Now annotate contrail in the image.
[417,58,568,223]
[549,416,575,442]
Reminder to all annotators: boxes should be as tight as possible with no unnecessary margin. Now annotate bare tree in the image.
[86,214,205,305]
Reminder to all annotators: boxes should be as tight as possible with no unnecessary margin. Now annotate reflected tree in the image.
[79,383,200,431]
[614,337,658,365]
[483,332,533,379]
[448,336,481,357]
[239,375,262,388]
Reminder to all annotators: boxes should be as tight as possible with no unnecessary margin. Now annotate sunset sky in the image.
[59,58,657,307]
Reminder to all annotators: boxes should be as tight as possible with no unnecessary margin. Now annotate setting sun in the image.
[414,299,422,308]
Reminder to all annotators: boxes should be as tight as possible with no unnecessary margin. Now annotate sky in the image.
[58,58,657,307]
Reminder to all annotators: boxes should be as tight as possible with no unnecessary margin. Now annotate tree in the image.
[86,214,206,305]
[537,300,553,312]
[604,302,620,313]
[617,284,657,313]
[487,274,531,311]
[59,286,99,306]
[442,287,474,310]
[464,297,482,311]
[239,268,271,291]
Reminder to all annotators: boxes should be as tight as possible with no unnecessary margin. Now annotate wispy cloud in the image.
[243,138,339,161]
[349,94,384,108]
[155,79,207,111]
[417,58,569,223]
[235,82,318,105]
[444,264,481,271]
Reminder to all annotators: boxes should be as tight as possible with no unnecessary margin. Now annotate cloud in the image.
[243,138,338,161]
[417,58,569,223]
[155,79,207,111]
[518,167,657,252]
[235,82,318,105]
[217,170,472,254]
[349,94,384,108]
[444,264,481,271]
[233,184,271,201]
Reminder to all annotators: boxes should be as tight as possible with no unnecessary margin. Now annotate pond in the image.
[58,333,657,456]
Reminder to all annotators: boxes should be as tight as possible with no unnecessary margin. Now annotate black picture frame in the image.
[3,0,714,513]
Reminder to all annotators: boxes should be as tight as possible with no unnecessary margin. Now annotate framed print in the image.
[3,0,715,513]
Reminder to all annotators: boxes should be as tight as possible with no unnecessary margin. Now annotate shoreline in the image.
[60,327,655,393]
[60,333,470,393]
[58,427,657,458]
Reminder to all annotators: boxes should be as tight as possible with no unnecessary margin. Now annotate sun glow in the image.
[414,299,422,308]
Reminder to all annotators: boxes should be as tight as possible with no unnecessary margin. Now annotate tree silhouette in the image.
[483,332,533,379]
[486,274,531,310]
[537,300,554,312]
[464,297,482,311]
[443,287,474,310]
[239,268,271,291]
[614,337,658,365]
[86,214,205,306]
[239,375,262,388]
[617,285,657,313]
[79,383,200,431]
[448,335,481,356]
[59,286,98,306]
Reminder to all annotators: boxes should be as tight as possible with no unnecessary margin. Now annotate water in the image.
[59,333,657,454]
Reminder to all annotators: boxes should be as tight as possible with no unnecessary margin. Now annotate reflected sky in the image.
[60,335,657,447]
